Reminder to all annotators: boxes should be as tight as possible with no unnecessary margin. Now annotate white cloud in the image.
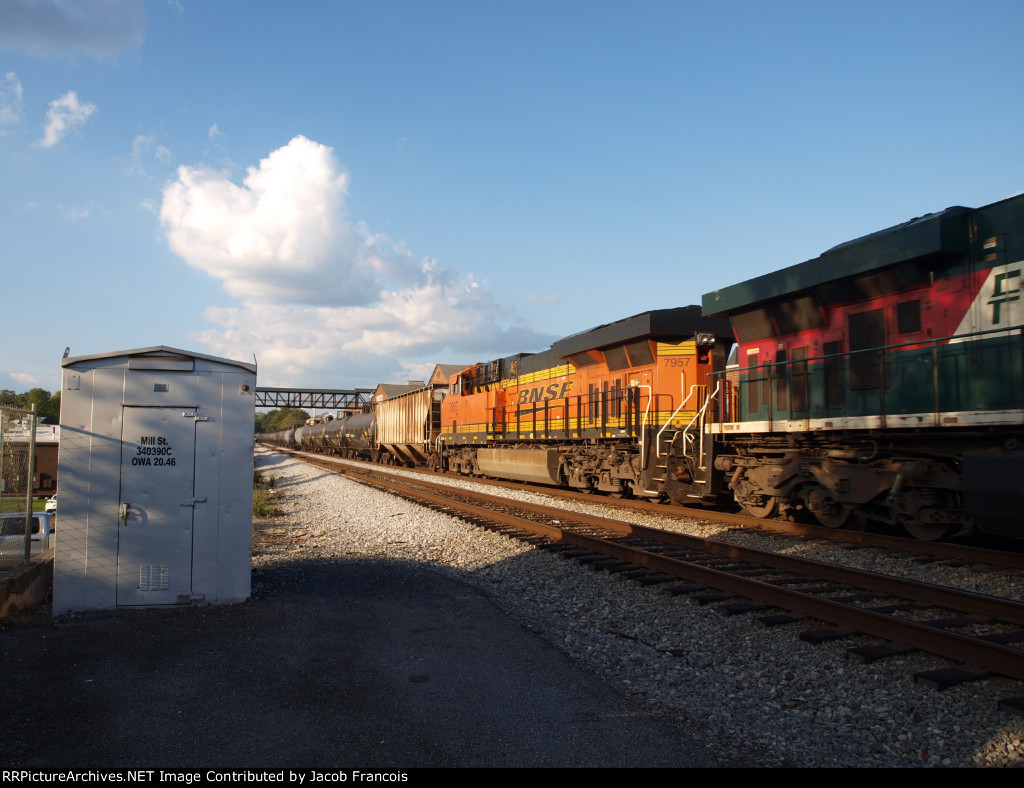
[0,0,145,58]
[121,133,171,176]
[11,372,39,386]
[208,124,224,139]
[160,135,552,385]
[162,136,382,306]
[37,90,96,148]
[0,72,24,130]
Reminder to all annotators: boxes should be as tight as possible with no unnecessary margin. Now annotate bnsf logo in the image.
[517,381,574,404]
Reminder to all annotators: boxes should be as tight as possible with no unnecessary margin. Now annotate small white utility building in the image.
[54,346,257,614]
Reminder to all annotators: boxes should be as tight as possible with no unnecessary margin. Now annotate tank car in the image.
[258,427,296,449]
[302,417,335,451]
[335,410,377,460]
[678,192,1024,540]
[293,424,313,450]
[439,306,733,498]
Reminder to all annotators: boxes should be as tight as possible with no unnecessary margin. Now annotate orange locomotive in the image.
[438,306,733,501]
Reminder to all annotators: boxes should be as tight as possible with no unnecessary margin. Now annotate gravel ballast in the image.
[257,449,1024,767]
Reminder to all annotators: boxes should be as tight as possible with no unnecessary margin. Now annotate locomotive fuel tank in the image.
[475,447,563,485]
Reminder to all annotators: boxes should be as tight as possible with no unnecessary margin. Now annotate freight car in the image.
[264,412,379,461]
[672,192,1024,540]
[260,381,445,466]
[437,306,734,499]
[376,384,447,466]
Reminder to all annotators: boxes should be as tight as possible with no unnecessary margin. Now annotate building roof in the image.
[61,345,257,373]
[430,364,466,385]
[373,383,424,401]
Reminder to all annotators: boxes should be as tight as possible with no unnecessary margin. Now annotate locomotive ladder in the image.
[643,382,718,496]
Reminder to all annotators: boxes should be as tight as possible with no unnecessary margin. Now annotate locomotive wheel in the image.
[813,505,850,529]
[806,486,850,529]
[903,521,951,542]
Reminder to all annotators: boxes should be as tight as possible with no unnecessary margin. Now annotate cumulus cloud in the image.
[162,136,380,305]
[160,135,551,386]
[37,90,96,148]
[0,0,145,58]
[0,72,24,130]
[11,372,39,386]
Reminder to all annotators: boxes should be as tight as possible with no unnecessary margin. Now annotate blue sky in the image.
[2,0,1023,396]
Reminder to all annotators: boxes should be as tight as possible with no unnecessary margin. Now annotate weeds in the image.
[253,470,281,517]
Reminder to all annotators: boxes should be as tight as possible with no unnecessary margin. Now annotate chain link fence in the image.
[0,405,45,568]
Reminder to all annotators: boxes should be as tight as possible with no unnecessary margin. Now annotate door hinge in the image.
[181,412,210,422]
[180,497,208,507]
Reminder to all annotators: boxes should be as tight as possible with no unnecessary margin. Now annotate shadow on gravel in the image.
[0,549,723,769]
[255,452,289,470]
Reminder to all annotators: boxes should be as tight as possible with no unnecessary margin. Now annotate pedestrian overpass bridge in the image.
[255,387,374,411]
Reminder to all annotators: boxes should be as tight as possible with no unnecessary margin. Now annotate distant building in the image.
[430,364,466,388]
[1,419,59,497]
[372,364,467,403]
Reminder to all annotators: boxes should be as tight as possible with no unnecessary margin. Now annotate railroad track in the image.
[266,444,1024,572]
[282,449,1024,710]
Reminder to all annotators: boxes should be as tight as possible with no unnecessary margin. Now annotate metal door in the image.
[116,407,197,606]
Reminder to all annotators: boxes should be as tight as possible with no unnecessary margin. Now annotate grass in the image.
[253,470,281,518]
[0,497,48,514]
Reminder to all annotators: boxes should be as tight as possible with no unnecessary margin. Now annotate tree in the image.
[0,388,61,423]
[255,408,310,434]
[22,389,60,423]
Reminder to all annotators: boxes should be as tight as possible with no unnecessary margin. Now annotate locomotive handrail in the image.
[639,382,720,495]
[712,324,1024,381]
[710,323,1024,426]
[652,381,703,464]
[637,385,653,468]
[680,381,721,477]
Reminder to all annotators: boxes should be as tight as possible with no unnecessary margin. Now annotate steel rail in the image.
[263,444,1024,571]
[326,461,1024,683]
[337,463,1024,625]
